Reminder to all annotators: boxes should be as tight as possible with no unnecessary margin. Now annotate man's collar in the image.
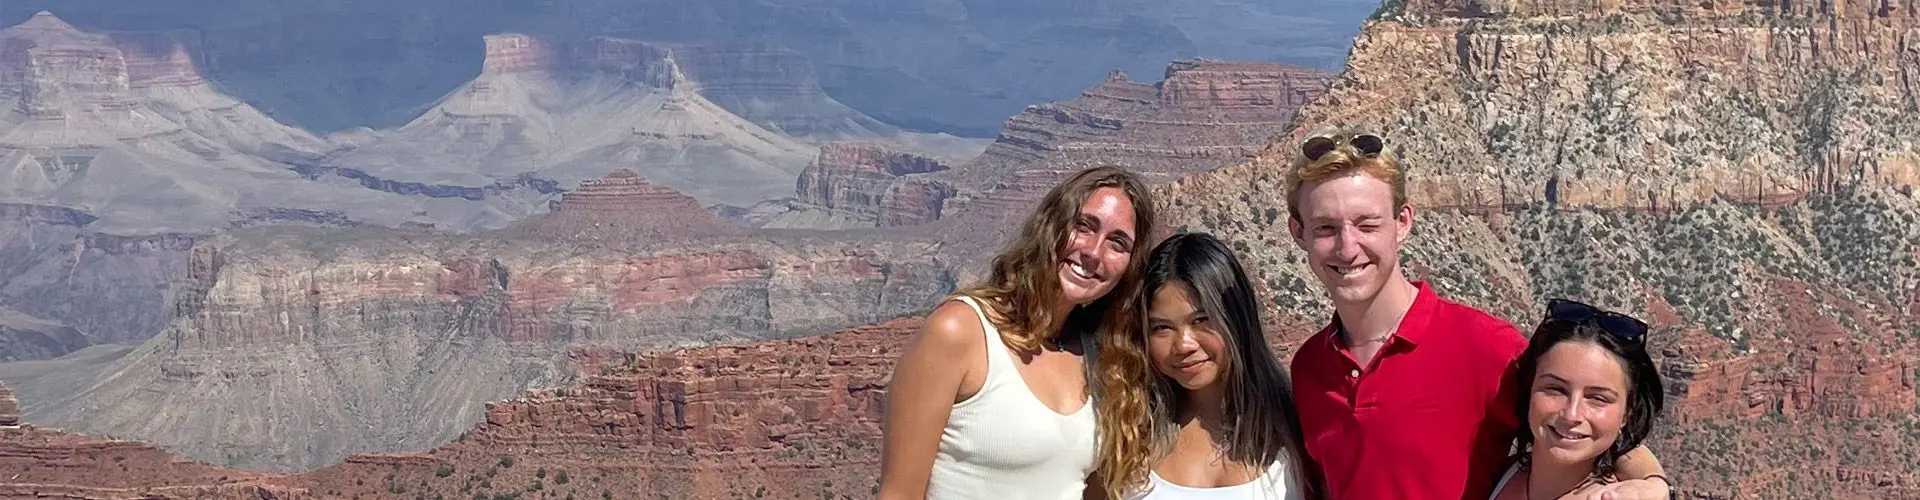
[1325,280,1439,347]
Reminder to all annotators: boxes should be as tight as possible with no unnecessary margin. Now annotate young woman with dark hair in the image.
[1093,232,1324,500]
[1489,299,1669,500]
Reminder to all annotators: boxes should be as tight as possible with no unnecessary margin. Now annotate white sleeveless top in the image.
[1124,457,1303,500]
[926,296,1099,499]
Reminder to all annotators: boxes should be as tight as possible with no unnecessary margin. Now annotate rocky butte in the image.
[5,169,956,472]
[0,12,527,362]
[311,33,981,211]
[761,59,1333,234]
[0,0,1372,137]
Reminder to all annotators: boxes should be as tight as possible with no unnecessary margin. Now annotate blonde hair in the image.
[1284,125,1408,220]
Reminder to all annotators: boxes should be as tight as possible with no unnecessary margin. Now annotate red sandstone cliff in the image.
[524,169,744,242]
[790,143,955,225]
[0,321,920,499]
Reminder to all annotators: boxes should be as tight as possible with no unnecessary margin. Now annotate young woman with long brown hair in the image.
[877,166,1159,499]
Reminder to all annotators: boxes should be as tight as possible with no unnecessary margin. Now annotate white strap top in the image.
[1124,457,1303,500]
[926,296,1099,500]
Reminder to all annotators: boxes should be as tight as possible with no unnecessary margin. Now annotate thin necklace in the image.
[1524,464,1596,500]
[1342,326,1397,346]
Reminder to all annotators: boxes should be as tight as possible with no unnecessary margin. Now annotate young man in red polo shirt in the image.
[1281,127,1671,500]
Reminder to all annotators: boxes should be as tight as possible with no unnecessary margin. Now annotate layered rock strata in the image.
[13,171,956,472]
[770,59,1331,233]
[785,142,955,226]
[0,382,17,427]
[315,33,980,210]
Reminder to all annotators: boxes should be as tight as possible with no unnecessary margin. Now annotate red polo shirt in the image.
[1289,282,1528,500]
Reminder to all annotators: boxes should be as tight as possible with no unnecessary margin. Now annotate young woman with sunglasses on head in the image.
[1090,232,1325,500]
[1488,300,1668,500]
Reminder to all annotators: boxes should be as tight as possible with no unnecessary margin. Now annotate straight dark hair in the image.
[1511,314,1666,479]
[1138,232,1324,499]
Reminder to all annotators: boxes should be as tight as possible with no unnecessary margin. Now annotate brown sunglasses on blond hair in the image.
[1300,133,1386,161]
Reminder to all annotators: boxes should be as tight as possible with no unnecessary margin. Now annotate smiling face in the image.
[1528,341,1631,467]
[1145,283,1228,393]
[1287,171,1411,306]
[1058,186,1139,307]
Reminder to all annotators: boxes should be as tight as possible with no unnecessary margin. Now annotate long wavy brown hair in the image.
[957,165,1158,354]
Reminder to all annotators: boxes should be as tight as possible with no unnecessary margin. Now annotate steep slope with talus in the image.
[7,170,956,472]
[1153,1,1920,497]
[313,34,980,210]
[0,13,529,360]
[0,11,508,234]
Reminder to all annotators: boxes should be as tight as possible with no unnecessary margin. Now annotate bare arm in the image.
[1586,445,1669,500]
[877,302,985,500]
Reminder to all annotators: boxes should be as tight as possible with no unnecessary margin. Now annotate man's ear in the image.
[1287,215,1304,244]
[1395,203,1415,243]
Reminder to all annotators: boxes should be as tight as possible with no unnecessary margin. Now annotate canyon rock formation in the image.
[762,60,1334,232]
[0,13,521,360]
[6,170,956,472]
[311,33,981,211]
[0,381,16,427]
[0,12,507,234]
[0,0,1375,136]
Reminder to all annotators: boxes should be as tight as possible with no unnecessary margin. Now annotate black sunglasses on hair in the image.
[1546,299,1649,344]
[1301,133,1386,161]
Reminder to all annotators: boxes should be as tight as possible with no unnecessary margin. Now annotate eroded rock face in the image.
[0,382,18,427]
[792,142,953,224]
[773,59,1332,234]
[14,172,956,472]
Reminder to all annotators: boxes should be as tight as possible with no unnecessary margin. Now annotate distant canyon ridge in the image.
[0,9,1336,473]
[0,0,1376,136]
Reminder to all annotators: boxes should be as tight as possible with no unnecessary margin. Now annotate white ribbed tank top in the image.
[925,296,1099,499]
[1124,458,1303,500]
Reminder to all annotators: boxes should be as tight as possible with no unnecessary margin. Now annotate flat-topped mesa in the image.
[17,46,133,119]
[572,36,678,88]
[112,34,209,88]
[528,169,743,241]
[481,33,555,75]
[1159,59,1332,116]
[0,382,18,427]
[796,142,952,220]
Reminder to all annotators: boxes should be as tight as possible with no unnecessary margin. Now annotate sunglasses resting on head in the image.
[1300,131,1386,161]
[1543,298,1648,344]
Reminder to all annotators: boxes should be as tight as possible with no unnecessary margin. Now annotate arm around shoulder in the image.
[1586,445,1669,500]
[876,301,986,500]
